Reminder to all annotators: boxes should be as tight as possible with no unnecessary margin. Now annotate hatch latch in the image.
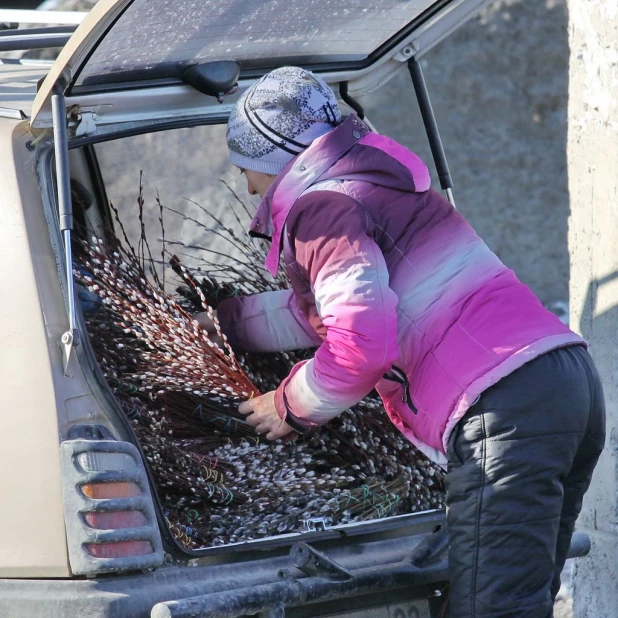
[302,517,332,532]
[75,111,97,137]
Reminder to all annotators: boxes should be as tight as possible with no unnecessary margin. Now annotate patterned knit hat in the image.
[226,66,341,175]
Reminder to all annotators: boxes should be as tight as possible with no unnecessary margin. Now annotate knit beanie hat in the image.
[226,66,341,176]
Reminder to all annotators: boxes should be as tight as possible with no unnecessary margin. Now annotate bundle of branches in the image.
[72,179,445,549]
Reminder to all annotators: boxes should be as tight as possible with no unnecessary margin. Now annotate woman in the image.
[205,66,605,617]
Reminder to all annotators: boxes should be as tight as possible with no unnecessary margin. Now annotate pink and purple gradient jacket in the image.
[218,115,584,464]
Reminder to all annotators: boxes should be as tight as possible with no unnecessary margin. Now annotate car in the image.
[0,2,590,617]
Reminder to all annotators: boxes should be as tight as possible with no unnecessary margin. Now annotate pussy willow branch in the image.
[72,176,445,549]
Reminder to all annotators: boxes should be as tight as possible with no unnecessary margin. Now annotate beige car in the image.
[0,2,589,617]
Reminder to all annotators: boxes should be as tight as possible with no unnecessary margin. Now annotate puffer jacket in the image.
[218,115,584,464]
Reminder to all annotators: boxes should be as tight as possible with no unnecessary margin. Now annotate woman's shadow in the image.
[579,272,618,357]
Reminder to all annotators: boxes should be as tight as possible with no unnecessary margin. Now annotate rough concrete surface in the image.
[567,0,618,616]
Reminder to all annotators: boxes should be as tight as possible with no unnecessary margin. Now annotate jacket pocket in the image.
[382,366,417,414]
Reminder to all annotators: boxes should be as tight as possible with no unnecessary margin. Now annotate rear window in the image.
[75,0,438,87]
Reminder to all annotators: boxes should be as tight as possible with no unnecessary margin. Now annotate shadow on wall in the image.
[579,272,618,354]
[362,0,570,306]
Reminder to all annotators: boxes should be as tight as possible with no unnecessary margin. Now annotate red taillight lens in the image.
[81,482,141,499]
[84,510,147,529]
[86,541,153,558]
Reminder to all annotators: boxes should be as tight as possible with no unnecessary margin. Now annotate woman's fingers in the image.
[244,409,274,431]
[238,399,254,414]
[266,422,293,440]
[244,412,262,427]
[238,391,293,440]
[239,391,276,415]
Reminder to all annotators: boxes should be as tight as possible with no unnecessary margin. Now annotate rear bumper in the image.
[0,517,446,618]
[0,519,590,618]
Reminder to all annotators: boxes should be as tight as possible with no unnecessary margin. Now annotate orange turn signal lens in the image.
[87,541,153,558]
[84,510,147,530]
[81,482,141,499]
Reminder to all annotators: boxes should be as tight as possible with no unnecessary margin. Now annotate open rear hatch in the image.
[30,0,494,559]
[30,0,495,131]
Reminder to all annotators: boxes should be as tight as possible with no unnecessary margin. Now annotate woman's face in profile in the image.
[240,169,276,199]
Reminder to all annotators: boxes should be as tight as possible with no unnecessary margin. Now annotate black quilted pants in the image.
[445,345,605,618]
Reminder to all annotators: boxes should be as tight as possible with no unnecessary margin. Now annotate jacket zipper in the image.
[382,366,417,414]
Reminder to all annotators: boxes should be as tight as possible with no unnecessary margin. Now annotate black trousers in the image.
[445,345,605,618]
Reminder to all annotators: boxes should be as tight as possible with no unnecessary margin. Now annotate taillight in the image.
[60,438,164,576]
[84,510,147,529]
[77,451,137,472]
[87,541,153,558]
[82,482,141,499]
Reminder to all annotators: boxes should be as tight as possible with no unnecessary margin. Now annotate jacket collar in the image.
[249,115,370,276]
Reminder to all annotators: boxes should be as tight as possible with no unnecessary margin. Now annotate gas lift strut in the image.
[51,84,80,374]
[340,61,454,209]
[408,57,456,209]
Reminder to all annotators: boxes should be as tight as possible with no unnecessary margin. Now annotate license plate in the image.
[328,600,429,618]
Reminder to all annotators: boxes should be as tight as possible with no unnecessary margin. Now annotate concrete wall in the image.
[567,1,618,616]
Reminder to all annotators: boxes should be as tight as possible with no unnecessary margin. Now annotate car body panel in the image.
[0,120,70,576]
[0,118,142,577]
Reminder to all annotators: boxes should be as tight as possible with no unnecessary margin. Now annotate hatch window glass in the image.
[75,0,437,87]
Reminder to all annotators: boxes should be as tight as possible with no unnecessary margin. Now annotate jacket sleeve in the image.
[274,191,399,427]
[216,289,323,352]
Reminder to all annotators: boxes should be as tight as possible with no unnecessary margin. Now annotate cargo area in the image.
[68,120,446,552]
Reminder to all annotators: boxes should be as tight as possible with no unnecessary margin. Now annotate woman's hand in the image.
[194,311,225,349]
[239,391,294,440]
